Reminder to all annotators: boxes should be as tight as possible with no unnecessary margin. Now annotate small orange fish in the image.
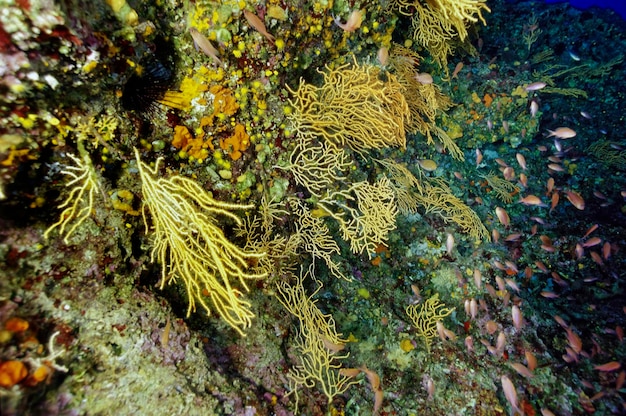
[519,173,528,187]
[546,177,555,193]
[511,362,533,378]
[446,233,455,255]
[505,261,519,273]
[475,148,483,166]
[525,350,537,371]
[452,61,464,79]
[339,368,361,377]
[551,271,568,287]
[359,365,383,415]
[493,260,506,270]
[473,269,482,289]
[566,328,582,354]
[243,10,275,43]
[360,365,380,390]
[321,335,346,352]
[503,166,515,181]
[492,228,500,243]
[540,291,559,298]
[530,100,539,117]
[333,9,363,32]
[594,361,621,372]
[525,81,547,91]
[189,28,222,65]
[575,243,584,260]
[161,317,171,348]
[495,207,510,227]
[593,190,607,199]
[554,315,568,328]
[564,190,585,210]
[516,153,527,170]
[512,305,523,330]
[495,276,506,292]
[519,195,545,206]
[547,127,577,139]
[590,251,604,266]
[548,163,565,172]
[524,266,533,280]
[415,72,433,84]
[582,224,598,238]
[377,47,389,66]
[582,237,601,248]
[501,375,521,415]
[550,192,559,211]
[504,233,521,242]
[602,242,611,260]
[495,158,508,167]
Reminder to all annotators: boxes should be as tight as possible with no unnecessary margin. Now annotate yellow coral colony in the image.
[388,0,490,69]
[317,178,398,257]
[44,152,101,244]
[134,149,266,336]
[379,159,489,242]
[287,59,410,155]
[406,294,454,353]
[276,266,358,411]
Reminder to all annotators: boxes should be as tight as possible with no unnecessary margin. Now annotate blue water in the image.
[542,0,626,19]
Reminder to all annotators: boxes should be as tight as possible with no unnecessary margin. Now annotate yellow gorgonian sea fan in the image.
[286,58,410,156]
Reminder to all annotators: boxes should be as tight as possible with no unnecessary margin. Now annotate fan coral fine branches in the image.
[135,149,266,336]
[287,59,410,155]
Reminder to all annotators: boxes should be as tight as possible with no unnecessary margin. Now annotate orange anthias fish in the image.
[189,28,222,65]
[547,127,577,139]
[243,10,275,43]
[564,190,585,210]
[519,195,546,206]
[452,62,464,79]
[333,9,363,32]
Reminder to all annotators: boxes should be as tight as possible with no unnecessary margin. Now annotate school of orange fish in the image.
[448,118,625,414]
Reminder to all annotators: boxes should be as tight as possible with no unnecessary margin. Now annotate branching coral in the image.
[413,177,489,241]
[587,141,626,171]
[135,149,266,336]
[276,266,357,412]
[277,134,351,198]
[388,0,490,69]
[389,44,453,135]
[286,59,410,155]
[317,178,398,258]
[406,293,454,352]
[44,149,101,244]
[387,46,464,160]
[379,159,489,241]
[480,171,520,203]
[291,199,347,281]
